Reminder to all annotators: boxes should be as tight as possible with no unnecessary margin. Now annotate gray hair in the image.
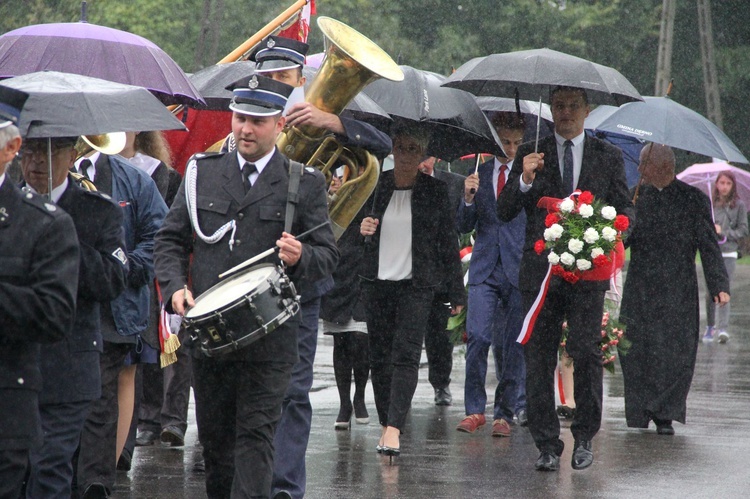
[0,124,20,150]
[391,122,431,151]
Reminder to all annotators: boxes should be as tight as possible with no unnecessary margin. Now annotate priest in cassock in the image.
[620,143,730,435]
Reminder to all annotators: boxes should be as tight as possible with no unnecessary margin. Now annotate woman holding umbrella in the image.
[703,171,748,343]
[359,122,465,459]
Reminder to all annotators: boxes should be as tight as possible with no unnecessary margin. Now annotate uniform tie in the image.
[497,164,507,198]
[562,140,574,195]
[242,162,257,193]
[78,158,92,180]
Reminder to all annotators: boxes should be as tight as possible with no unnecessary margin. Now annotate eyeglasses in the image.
[19,143,73,160]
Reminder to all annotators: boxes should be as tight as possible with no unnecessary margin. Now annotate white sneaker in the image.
[702,326,715,343]
[717,330,730,344]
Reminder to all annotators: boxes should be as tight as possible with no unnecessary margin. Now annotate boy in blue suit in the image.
[456,113,527,438]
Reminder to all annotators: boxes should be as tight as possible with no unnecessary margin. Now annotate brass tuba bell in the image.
[276,17,403,239]
[81,132,127,156]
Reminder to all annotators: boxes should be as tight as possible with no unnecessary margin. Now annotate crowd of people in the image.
[0,29,739,499]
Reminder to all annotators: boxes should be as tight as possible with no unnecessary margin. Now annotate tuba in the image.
[276,17,403,239]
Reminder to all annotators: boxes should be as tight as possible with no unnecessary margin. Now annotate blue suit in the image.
[456,159,526,423]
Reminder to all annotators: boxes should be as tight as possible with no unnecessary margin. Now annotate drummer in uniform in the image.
[0,86,80,498]
[154,74,338,499]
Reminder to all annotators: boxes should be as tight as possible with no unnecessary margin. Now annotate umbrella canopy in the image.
[0,22,203,106]
[585,96,748,164]
[363,65,503,161]
[0,71,186,138]
[443,48,642,106]
[586,130,644,189]
[677,162,750,209]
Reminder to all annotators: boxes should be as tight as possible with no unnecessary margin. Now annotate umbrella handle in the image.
[534,96,542,153]
[470,154,481,194]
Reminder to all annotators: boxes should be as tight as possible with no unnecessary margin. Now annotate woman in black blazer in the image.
[360,124,465,458]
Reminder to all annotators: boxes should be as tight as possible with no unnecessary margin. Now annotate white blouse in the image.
[377,189,413,281]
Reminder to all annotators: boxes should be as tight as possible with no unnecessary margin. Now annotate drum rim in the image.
[185,263,279,319]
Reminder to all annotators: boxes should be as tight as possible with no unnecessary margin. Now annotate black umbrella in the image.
[475,96,555,144]
[584,96,748,164]
[0,71,186,138]
[363,65,503,161]
[443,48,642,106]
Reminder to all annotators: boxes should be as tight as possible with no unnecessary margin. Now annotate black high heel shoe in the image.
[382,446,400,464]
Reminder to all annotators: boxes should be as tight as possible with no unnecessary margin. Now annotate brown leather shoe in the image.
[492,419,512,437]
[456,414,486,433]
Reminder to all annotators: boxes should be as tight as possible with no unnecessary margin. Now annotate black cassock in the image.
[620,180,729,427]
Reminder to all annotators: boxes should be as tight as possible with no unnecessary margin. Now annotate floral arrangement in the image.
[535,190,629,284]
[559,306,632,374]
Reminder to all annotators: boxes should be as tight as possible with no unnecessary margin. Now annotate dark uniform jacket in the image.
[37,179,128,404]
[0,178,79,449]
[498,134,632,293]
[359,170,466,307]
[154,149,339,364]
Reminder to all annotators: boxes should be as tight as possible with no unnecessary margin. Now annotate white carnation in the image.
[548,251,560,265]
[544,223,563,241]
[590,247,605,259]
[576,259,592,271]
[601,206,617,220]
[578,204,594,218]
[560,252,575,266]
[602,226,617,242]
[568,238,584,254]
[543,228,554,241]
[583,228,600,244]
[559,198,575,213]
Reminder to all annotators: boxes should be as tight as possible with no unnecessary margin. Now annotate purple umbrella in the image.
[677,162,750,219]
[0,22,203,106]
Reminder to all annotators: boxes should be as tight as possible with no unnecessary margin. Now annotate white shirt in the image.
[378,189,413,281]
[236,147,275,187]
[519,132,585,193]
[27,177,69,204]
[0,173,5,189]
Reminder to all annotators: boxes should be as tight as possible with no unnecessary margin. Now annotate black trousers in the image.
[424,298,453,390]
[193,355,293,499]
[0,448,28,499]
[364,280,434,430]
[523,280,605,454]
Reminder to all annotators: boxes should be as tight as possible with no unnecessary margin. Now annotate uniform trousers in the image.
[271,297,321,499]
[424,299,453,391]
[523,280,605,454]
[0,448,28,499]
[27,400,91,499]
[194,354,293,499]
[464,262,526,422]
[364,280,435,430]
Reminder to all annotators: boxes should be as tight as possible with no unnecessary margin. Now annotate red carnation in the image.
[578,191,594,205]
[562,271,579,284]
[593,254,610,268]
[614,214,630,232]
[551,265,565,276]
[461,331,468,344]
[534,240,546,255]
[544,213,560,227]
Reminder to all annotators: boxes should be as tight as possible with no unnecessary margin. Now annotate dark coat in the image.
[359,170,466,307]
[155,149,339,363]
[620,180,729,427]
[151,162,182,208]
[498,134,632,293]
[434,168,466,217]
[0,179,79,449]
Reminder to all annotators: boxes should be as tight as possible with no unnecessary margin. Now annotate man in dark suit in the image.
[0,86,80,498]
[456,113,527,438]
[155,74,338,499]
[498,86,631,471]
[20,135,128,499]
[418,156,465,405]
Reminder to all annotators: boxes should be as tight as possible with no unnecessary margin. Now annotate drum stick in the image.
[218,220,331,279]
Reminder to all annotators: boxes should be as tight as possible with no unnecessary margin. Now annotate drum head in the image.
[187,264,276,318]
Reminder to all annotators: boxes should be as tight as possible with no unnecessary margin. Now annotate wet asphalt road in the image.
[114,265,750,498]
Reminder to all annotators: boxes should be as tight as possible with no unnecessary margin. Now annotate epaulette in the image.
[81,189,117,206]
[190,152,223,162]
[20,190,64,217]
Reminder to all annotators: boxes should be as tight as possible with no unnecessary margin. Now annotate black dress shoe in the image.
[116,448,132,471]
[434,387,452,406]
[135,429,159,446]
[160,425,185,447]
[193,458,205,473]
[572,440,594,470]
[534,451,560,471]
[273,491,293,499]
[654,419,675,435]
[82,482,109,499]
[516,409,528,427]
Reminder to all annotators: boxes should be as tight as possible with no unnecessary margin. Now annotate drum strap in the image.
[285,161,304,233]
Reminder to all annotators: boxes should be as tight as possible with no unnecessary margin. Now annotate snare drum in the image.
[184,264,299,357]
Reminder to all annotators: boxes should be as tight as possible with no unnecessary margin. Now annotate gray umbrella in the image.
[585,96,748,164]
[0,70,186,138]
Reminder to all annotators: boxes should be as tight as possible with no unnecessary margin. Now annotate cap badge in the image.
[249,75,259,89]
[267,38,276,49]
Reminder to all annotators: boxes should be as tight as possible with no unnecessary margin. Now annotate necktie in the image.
[562,140,574,195]
[242,162,257,193]
[78,159,92,180]
[497,164,507,198]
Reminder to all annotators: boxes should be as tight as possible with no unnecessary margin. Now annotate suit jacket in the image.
[38,180,128,404]
[155,149,339,363]
[359,170,466,307]
[434,168,466,218]
[457,160,526,287]
[498,134,632,293]
[0,179,79,449]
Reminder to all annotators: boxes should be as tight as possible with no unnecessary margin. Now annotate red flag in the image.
[163,108,232,174]
[277,0,315,43]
